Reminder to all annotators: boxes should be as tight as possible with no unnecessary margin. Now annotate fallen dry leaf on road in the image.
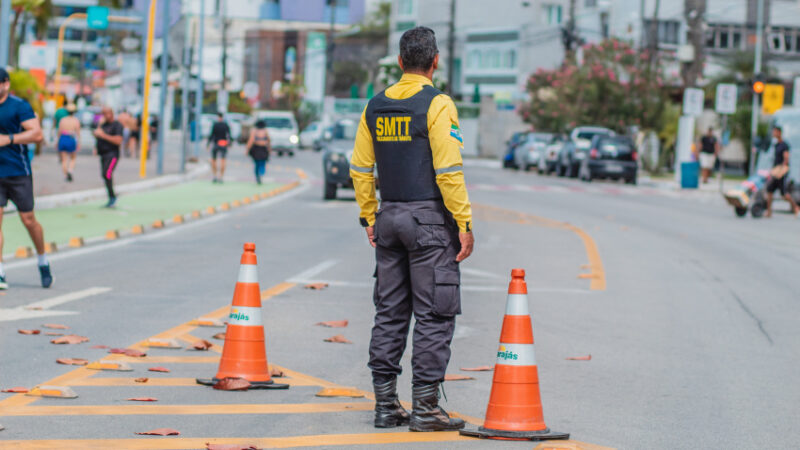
[109,348,146,357]
[135,428,179,436]
[304,282,329,290]
[192,340,213,351]
[206,444,260,450]
[444,374,475,381]
[566,355,592,361]
[213,377,251,391]
[270,367,284,378]
[42,324,69,330]
[324,334,352,344]
[134,378,148,383]
[127,397,158,402]
[56,358,88,366]
[25,306,42,310]
[18,329,40,335]
[51,335,89,345]
[45,332,63,336]
[90,345,109,349]
[148,367,170,373]
[460,366,493,372]
[315,320,348,328]
[212,332,226,340]
[2,387,29,393]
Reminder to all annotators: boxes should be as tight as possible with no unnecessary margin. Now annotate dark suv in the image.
[579,135,638,184]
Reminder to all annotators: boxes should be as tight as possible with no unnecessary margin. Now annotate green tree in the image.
[8,0,53,65]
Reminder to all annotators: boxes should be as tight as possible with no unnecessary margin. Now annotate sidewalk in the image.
[639,173,742,195]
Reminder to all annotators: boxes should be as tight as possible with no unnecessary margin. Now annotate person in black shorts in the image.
[0,67,52,289]
[93,107,124,208]
[765,126,799,218]
[208,112,231,183]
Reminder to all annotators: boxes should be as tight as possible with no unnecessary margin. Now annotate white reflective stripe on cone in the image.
[228,306,263,326]
[505,294,530,316]
[496,343,537,366]
[237,264,258,283]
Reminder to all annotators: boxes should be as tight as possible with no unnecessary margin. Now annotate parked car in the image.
[578,135,638,184]
[537,135,566,174]
[322,119,359,200]
[514,132,553,171]
[254,110,299,157]
[299,121,323,149]
[558,126,615,177]
[502,131,529,169]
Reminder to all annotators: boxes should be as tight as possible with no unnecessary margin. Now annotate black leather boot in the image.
[373,378,410,428]
[409,382,465,431]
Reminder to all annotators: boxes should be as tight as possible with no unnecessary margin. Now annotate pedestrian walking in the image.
[127,113,141,158]
[698,127,720,184]
[0,68,53,290]
[208,112,231,183]
[349,27,474,432]
[765,126,800,218]
[93,107,124,208]
[57,104,80,182]
[246,119,270,184]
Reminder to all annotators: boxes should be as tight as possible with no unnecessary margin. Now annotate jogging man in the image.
[350,27,473,432]
[208,113,231,183]
[93,107,123,208]
[0,68,53,289]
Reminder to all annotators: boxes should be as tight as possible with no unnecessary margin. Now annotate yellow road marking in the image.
[66,376,317,387]
[534,440,617,450]
[473,204,607,290]
[0,402,373,417]
[103,355,220,364]
[2,431,474,450]
[177,334,223,353]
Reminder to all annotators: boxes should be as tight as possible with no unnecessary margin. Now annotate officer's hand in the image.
[365,226,376,248]
[456,232,474,262]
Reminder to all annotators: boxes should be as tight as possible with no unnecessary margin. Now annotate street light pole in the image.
[156,0,169,175]
[0,0,11,68]
[180,15,192,173]
[749,0,764,175]
[193,0,205,160]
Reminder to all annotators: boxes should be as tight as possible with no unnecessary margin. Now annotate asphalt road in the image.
[1,150,798,449]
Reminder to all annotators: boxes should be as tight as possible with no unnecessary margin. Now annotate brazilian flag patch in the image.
[450,123,463,144]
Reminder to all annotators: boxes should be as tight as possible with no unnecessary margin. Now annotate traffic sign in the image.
[715,83,737,114]
[682,88,704,116]
[762,83,784,115]
[87,6,109,30]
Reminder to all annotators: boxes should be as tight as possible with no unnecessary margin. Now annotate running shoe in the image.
[39,265,53,288]
[105,197,117,208]
[0,274,8,290]
[66,173,73,182]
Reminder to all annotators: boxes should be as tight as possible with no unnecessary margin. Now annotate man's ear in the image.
[397,55,404,71]
[432,54,439,71]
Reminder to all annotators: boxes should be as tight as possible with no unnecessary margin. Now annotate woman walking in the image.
[57,104,81,182]
[246,119,270,184]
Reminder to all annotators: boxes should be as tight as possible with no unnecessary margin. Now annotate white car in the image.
[254,110,299,157]
[514,133,553,171]
[299,121,323,149]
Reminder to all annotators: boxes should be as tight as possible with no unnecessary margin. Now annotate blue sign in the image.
[87,6,109,30]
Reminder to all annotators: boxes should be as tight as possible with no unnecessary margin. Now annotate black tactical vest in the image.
[365,85,443,202]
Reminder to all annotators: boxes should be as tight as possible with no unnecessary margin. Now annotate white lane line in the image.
[287,259,339,283]
[0,308,79,322]
[24,287,112,310]
[461,267,506,280]
[288,278,590,294]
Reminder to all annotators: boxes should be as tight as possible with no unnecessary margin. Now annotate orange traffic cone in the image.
[460,269,568,440]
[196,243,288,390]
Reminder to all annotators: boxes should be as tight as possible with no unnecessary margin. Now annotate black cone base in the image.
[459,426,569,441]
[195,378,290,389]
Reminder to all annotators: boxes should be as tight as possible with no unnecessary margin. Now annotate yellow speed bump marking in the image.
[231,199,241,207]
[68,237,84,248]
[191,210,201,218]
[44,242,58,253]
[242,196,252,205]
[143,338,182,349]
[220,202,231,211]
[15,246,33,258]
[86,361,133,372]
[315,387,365,398]
[151,219,165,229]
[259,192,268,199]
[131,224,145,235]
[104,230,119,240]
[172,214,184,224]
[205,206,216,215]
[251,194,260,202]
[25,386,77,399]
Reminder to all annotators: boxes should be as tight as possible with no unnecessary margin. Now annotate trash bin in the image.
[681,161,700,189]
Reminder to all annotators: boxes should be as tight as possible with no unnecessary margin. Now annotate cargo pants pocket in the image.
[412,211,451,248]
[433,267,461,317]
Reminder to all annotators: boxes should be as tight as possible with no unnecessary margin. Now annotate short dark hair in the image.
[218,112,224,119]
[399,27,438,72]
[255,119,266,129]
[774,126,782,133]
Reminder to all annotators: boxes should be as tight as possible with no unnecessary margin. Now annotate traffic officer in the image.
[350,26,474,432]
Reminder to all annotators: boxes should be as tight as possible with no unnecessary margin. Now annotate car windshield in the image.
[333,121,357,140]
[263,118,293,129]
[577,130,610,140]
[528,133,553,143]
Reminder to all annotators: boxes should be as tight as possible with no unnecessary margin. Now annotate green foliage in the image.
[9,69,44,118]
[332,61,368,94]
[521,38,670,134]
[359,1,390,37]
[227,93,252,115]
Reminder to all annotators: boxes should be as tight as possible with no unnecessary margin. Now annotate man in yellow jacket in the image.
[350,26,473,432]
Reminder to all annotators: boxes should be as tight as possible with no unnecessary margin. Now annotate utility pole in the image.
[561,0,578,61]
[156,0,169,175]
[325,0,337,97]
[0,0,11,68]
[749,0,765,175]
[446,0,455,95]
[193,0,205,160]
[219,0,228,92]
[180,15,194,173]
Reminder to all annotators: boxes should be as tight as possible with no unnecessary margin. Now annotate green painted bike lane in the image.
[2,181,283,253]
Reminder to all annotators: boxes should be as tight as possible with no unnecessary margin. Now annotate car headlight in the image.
[289,135,299,144]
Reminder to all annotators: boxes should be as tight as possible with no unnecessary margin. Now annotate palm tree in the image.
[7,0,53,66]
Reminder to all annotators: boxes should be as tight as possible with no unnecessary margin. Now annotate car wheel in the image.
[734,207,747,217]
[524,164,533,172]
[289,151,295,157]
[324,182,337,200]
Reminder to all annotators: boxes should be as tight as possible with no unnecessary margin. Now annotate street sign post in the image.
[715,83,737,115]
[762,83,784,115]
[86,6,109,30]
[683,88,704,116]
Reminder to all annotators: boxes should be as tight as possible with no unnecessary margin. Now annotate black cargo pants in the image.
[368,200,461,386]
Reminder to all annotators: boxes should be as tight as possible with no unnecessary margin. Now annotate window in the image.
[544,5,562,25]
[504,49,517,68]
[643,20,680,46]
[719,30,729,48]
[468,49,481,68]
[732,31,742,49]
[397,0,413,16]
[705,30,716,48]
[485,49,500,68]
